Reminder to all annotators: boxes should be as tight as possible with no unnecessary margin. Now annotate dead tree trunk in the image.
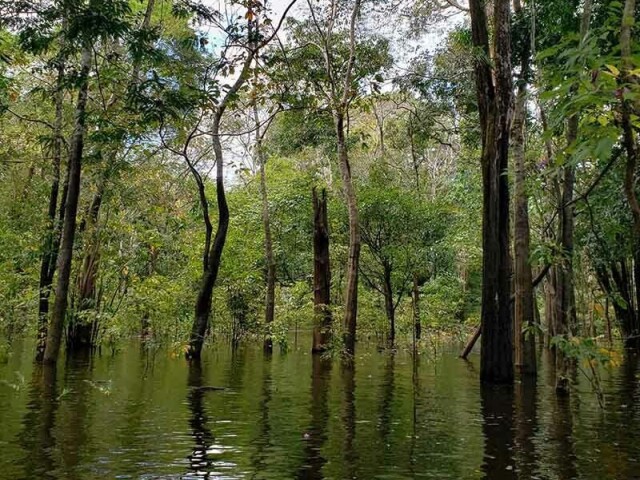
[43,45,92,364]
[470,0,514,384]
[312,187,331,353]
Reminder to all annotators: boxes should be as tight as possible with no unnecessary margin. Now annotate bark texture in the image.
[469,0,514,383]
[43,45,92,364]
[36,57,66,361]
[312,188,332,353]
[512,0,536,374]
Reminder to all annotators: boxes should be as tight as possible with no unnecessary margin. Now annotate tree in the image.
[469,0,514,383]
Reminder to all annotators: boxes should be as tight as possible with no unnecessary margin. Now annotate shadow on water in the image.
[295,355,332,479]
[19,362,58,479]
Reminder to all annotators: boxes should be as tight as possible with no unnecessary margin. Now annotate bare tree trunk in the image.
[470,0,514,384]
[43,45,92,364]
[335,112,360,355]
[312,188,331,353]
[36,58,66,362]
[254,104,276,353]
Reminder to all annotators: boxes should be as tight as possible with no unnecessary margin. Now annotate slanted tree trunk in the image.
[43,45,92,364]
[187,115,230,360]
[254,104,276,353]
[335,111,361,355]
[469,0,514,384]
[36,58,66,362]
[512,0,536,375]
[312,187,332,353]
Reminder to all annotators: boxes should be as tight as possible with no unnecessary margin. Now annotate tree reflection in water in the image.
[296,355,332,479]
[186,359,214,478]
[481,384,517,480]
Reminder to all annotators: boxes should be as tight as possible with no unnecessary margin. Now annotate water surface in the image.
[0,339,639,479]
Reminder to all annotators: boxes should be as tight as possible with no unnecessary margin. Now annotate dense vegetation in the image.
[0,0,639,389]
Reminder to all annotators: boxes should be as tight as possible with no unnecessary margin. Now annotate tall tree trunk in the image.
[254,104,275,353]
[620,0,640,349]
[186,115,230,360]
[43,45,92,364]
[312,187,331,353]
[512,0,536,374]
[513,88,536,374]
[555,0,592,392]
[335,112,360,355]
[470,0,514,384]
[36,58,66,362]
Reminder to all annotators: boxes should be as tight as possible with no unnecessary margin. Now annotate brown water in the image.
[0,339,639,479]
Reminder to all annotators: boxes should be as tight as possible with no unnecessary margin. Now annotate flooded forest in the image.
[0,0,640,478]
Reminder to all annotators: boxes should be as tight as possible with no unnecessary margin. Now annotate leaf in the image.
[605,64,620,77]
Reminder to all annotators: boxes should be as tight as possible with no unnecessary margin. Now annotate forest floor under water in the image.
[0,337,639,479]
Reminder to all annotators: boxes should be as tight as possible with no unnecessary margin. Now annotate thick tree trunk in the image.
[254,104,275,353]
[186,116,230,360]
[36,59,66,362]
[43,45,92,364]
[334,112,360,355]
[470,0,514,384]
[312,187,331,353]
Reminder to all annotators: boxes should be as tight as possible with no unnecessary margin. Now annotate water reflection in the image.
[480,384,516,480]
[1,341,640,479]
[550,394,578,479]
[296,355,331,479]
[19,362,58,479]
[513,377,538,478]
[341,360,357,479]
[186,360,214,478]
